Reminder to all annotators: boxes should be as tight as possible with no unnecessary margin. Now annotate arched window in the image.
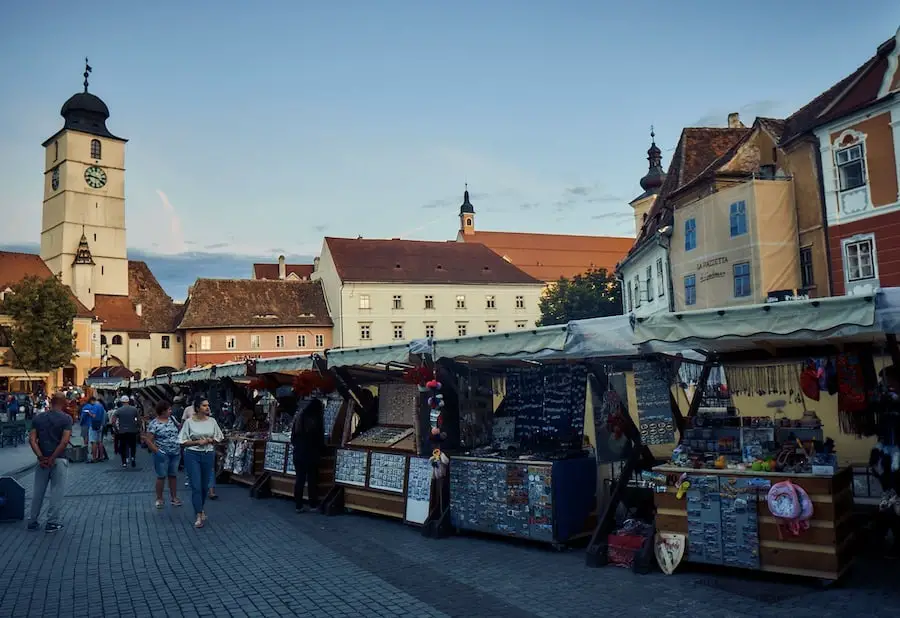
[100,335,107,345]
[111,335,123,345]
[90,139,102,160]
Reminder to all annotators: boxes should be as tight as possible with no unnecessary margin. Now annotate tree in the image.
[537,268,622,326]
[1,275,77,372]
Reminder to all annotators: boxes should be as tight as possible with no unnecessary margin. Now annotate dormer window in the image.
[90,139,102,160]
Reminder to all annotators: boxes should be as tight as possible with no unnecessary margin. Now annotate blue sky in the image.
[2,1,898,298]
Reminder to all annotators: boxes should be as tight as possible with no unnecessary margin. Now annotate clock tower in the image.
[40,61,129,305]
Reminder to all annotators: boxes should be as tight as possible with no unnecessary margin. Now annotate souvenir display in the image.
[633,361,676,445]
[505,365,588,446]
[350,425,414,447]
[378,383,418,426]
[655,533,685,575]
[322,398,342,436]
[263,441,287,473]
[405,456,433,524]
[367,452,406,493]
[285,444,296,476]
[334,449,368,487]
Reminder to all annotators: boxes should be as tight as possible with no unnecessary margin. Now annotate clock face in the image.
[51,167,60,191]
[84,166,107,189]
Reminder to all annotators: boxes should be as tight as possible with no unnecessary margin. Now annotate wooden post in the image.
[887,334,900,367]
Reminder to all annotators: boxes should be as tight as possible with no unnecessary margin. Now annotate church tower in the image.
[629,128,667,236]
[40,60,129,303]
[459,185,475,236]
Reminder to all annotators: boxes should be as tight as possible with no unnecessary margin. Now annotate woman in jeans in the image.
[178,398,224,528]
[145,400,183,509]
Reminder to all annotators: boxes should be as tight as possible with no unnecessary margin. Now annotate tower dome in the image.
[639,129,666,194]
[54,59,123,140]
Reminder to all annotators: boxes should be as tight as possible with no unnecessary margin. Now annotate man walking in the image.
[89,398,107,462]
[27,393,72,533]
[115,395,141,468]
[78,398,94,460]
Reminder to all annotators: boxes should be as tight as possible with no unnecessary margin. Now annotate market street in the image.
[0,452,895,618]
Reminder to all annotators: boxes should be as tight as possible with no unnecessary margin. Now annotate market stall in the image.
[431,318,643,547]
[631,291,900,580]
[323,343,427,523]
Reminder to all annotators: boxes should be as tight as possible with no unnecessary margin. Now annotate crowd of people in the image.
[26,392,225,532]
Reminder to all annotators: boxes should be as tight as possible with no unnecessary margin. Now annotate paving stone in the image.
[3,451,900,617]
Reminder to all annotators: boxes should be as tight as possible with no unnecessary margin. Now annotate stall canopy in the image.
[634,292,881,354]
[326,343,414,368]
[254,355,315,374]
[433,324,567,361]
[563,314,641,359]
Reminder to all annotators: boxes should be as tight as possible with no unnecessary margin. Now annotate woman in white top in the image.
[178,397,224,528]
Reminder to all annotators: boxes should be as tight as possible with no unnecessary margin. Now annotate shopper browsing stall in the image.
[291,398,325,513]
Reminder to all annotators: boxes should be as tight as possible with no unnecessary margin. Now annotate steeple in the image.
[73,229,95,265]
[459,184,476,236]
[459,183,475,215]
[639,127,666,195]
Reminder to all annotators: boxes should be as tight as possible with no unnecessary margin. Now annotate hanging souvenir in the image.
[799,361,820,401]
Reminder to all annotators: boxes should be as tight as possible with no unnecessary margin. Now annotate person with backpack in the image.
[78,398,95,461]
[291,399,325,513]
[88,398,107,463]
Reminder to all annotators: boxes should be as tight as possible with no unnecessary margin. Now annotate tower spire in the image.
[639,126,666,194]
[83,57,92,93]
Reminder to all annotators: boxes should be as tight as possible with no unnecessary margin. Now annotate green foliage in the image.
[537,268,622,327]
[1,275,78,372]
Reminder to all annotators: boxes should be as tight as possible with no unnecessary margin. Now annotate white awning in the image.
[254,355,315,374]
[326,343,413,368]
[563,314,641,359]
[433,324,568,361]
[634,293,878,354]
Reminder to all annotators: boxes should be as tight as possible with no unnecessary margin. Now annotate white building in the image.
[616,132,673,317]
[312,237,546,347]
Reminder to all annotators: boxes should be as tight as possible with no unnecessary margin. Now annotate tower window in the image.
[54,141,59,161]
[101,266,104,275]
[111,335,123,345]
[90,139,102,160]
[94,234,97,242]
[466,218,472,226]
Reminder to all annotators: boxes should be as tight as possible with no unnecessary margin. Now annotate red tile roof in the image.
[0,251,92,318]
[178,279,332,329]
[626,127,750,261]
[128,261,182,332]
[93,294,146,333]
[460,231,633,282]
[779,35,897,147]
[252,263,314,280]
[324,237,543,285]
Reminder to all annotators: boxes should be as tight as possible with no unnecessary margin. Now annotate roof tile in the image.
[178,279,332,329]
[253,263,315,280]
[0,251,92,318]
[324,237,543,285]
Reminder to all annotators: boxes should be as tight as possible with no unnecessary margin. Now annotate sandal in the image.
[155,499,164,509]
[171,498,183,507]
[200,512,208,522]
[194,517,204,528]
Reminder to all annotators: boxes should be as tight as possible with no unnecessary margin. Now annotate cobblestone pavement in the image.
[2,451,900,618]
[0,442,38,477]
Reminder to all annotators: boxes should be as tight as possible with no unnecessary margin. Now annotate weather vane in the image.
[83,57,92,93]
[650,124,655,140]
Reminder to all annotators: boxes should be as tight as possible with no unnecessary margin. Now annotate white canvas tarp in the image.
[635,293,877,354]
[433,324,568,361]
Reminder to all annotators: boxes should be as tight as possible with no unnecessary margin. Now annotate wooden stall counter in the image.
[653,465,854,581]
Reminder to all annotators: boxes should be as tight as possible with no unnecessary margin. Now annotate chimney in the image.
[278,255,286,280]
[727,112,743,128]
[135,303,142,317]
[313,256,320,272]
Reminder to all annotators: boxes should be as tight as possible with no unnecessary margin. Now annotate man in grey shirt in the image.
[28,393,73,533]
[115,395,142,468]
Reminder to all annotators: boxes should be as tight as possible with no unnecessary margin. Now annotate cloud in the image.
[313,225,327,232]
[591,212,633,221]
[156,190,186,254]
[566,186,592,197]
[519,202,539,211]
[203,242,229,250]
[587,193,624,204]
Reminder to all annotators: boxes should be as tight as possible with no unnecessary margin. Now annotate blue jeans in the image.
[183,450,215,517]
[152,451,181,478]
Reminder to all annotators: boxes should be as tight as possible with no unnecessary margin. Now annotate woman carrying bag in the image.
[178,397,224,528]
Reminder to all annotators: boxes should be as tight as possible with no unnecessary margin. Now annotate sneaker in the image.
[122,463,127,468]
[155,499,164,509]
[185,481,190,487]
[44,523,63,533]
[27,521,40,531]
